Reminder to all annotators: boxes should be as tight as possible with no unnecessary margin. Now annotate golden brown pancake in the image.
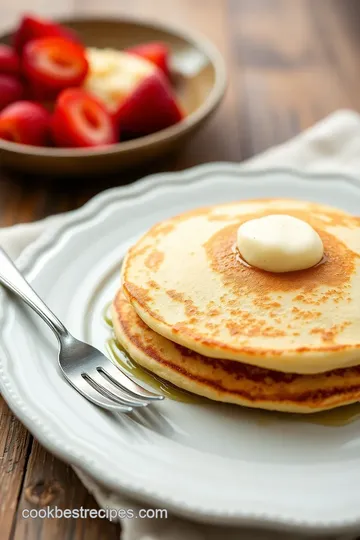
[122,199,360,374]
[112,289,360,413]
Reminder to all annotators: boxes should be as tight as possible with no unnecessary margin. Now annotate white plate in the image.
[2,163,360,535]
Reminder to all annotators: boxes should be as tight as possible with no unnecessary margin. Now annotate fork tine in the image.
[90,371,149,407]
[101,361,165,401]
[66,374,133,412]
[98,366,160,403]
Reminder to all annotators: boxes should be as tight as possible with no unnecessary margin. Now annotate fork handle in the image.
[0,248,68,341]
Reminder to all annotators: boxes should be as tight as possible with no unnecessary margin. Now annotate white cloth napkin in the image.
[2,109,360,540]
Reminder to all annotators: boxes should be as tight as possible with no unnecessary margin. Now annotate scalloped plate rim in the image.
[1,163,360,534]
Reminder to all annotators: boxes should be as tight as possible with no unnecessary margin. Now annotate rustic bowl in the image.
[0,17,226,176]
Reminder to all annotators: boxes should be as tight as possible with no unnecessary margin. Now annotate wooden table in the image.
[2,1,360,538]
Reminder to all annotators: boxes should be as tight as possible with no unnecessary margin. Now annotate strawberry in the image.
[0,74,24,111]
[127,42,170,78]
[0,45,20,76]
[0,101,50,145]
[22,37,88,100]
[51,88,117,148]
[13,14,80,54]
[85,49,183,136]
[116,70,183,136]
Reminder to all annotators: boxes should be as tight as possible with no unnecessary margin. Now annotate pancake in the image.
[121,199,360,374]
[112,289,360,413]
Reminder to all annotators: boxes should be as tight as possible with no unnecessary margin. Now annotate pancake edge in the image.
[111,295,360,414]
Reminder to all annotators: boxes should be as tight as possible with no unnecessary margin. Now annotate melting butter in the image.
[237,214,324,272]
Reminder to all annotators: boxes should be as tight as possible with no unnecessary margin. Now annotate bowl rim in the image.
[0,15,227,158]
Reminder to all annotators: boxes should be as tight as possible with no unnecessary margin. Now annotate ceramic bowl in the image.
[0,17,226,176]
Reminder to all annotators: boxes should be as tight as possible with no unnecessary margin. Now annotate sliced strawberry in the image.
[85,49,183,135]
[0,45,20,76]
[127,42,170,78]
[0,101,50,145]
[116,71,183,136]
[51,88,117,148]
[0,74,24,111]
[13,14,80,54]
[23,37,88,100]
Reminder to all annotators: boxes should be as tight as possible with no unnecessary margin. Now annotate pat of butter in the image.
[84,48,154,111]
[236,214,324,272]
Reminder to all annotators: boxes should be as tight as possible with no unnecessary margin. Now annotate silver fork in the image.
[0,248,164,412]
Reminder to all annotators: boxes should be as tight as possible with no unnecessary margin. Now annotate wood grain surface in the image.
[1,1,360,538]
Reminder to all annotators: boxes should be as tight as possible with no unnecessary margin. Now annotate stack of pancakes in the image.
[112,199,360,413]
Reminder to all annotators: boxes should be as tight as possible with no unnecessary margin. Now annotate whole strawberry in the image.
[0,101,50,145]
[0,74,24,111]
